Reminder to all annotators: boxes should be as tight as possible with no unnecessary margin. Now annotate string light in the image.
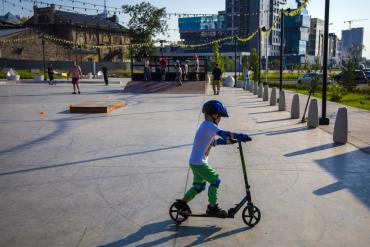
[1,0,309,50]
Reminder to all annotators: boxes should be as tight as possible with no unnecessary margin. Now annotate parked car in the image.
[364,71,370,80]
[334,70,368,84]
[298,72,332,85]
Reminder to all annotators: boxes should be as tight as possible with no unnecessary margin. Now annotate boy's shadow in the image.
[99,219,250,247]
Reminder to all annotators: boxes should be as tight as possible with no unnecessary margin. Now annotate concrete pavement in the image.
[0,83,369,246]
[283,90,370,153]
[0,77,130,85]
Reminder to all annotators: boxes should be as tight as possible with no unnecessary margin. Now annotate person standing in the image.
[47,63,55,85]
[183,61,189,81]
[159,57,167,81]
[195,55,200,81]
[143,58,151,81]
[102,66,108,85]
[243,65,249,90]
[212,64,222,95]
[175,63,183,87]
[68,61,82,94]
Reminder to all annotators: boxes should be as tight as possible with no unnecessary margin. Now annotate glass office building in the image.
[178,15,225,44]
[284,8,310,56]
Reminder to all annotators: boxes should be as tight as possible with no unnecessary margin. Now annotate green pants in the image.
[183,163,220,205]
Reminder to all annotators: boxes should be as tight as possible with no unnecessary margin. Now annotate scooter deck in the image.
[184,212,230,218]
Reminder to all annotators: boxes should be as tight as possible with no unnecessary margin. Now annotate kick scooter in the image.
[169,141,261,227]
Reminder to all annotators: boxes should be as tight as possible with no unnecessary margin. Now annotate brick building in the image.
[0,4,130,62]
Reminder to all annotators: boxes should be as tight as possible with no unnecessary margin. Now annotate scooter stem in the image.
[238,141,250,192]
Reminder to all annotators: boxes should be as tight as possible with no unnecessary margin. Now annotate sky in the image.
[2,0,370,58]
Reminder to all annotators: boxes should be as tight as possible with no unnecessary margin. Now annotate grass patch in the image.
[270,82,370,111]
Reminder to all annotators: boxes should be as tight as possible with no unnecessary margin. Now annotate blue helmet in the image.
[202,100,229,118]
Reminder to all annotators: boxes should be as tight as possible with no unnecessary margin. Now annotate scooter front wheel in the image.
[169,202,188,224]
[242,205,261,227]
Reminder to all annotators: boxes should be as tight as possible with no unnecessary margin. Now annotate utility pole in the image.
[320,0,330,125]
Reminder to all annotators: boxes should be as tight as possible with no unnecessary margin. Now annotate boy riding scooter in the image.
[174,100,252,218]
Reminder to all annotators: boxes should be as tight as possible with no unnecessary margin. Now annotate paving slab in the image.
[0,83,369,247]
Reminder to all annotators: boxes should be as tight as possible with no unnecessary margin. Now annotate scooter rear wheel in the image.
[242,205,261,227]
[169,202,188,224]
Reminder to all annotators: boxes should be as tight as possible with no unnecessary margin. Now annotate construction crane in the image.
[344,19,368,29]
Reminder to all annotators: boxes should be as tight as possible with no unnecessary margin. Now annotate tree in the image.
[348,44,364,69]
[211,43,225,72]
[249,48,258,81]
[122,2,168,58]
[303,57,311,72]
[272,59,280,70]
[312,57,321,72]
[339,44,365,92]
[20,16,29,23]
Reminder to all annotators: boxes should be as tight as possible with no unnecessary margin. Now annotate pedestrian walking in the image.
[68,61,82,94]
[47,63,55,85]
[143,57,151,81]
[243,65,250,90]
[175,63,183,86]
[102,66,109,85]
[183,61,189,81]
[212,64,222,95]
[195,55,200,81]
[159,57,167,81]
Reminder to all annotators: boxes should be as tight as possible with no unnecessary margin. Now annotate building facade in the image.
[178,0,287,56]
[341,27,364,59]
[307,18,324,57]
[328,33,341,64]
[284,8,310,56]
[0,5,130,62]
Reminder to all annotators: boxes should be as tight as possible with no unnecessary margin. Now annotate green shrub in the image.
[329,82,345,102]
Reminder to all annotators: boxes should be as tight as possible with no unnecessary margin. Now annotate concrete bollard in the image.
[333,107,348,144]
[257,83,263,98]
[278,90,286,111]
[207,74,211,84]
[291,94,300,119]
[307,99,319,128]
[263,85,269,101]
[253,82,258,95]
[270,87,277,106]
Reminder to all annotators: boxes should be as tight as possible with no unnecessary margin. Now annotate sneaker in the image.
[174,199,192,215]
[206,204,227,218]
[72,92,76,94]
[78,91,81,94]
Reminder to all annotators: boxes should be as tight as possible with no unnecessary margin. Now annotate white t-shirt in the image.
[189,120,221,165]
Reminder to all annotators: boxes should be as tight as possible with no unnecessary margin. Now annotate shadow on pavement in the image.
[251,126,307,137]
[0,143,192,177]
[244,104,270,108]
[99,220,250,247]
[256,117,292,124]
[313,148,370,210]
[284,143,341,157]
[249,110,280,115]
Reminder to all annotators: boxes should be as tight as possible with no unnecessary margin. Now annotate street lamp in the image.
[41,34,46,81]
[279,8,290,91]
[320,0,330,125]
[234,34,238,86]
[258,27,266,86]
[159,40,166,57]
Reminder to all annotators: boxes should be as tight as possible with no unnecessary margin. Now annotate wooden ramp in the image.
[70,101,125,113]
[123,80,206,94]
